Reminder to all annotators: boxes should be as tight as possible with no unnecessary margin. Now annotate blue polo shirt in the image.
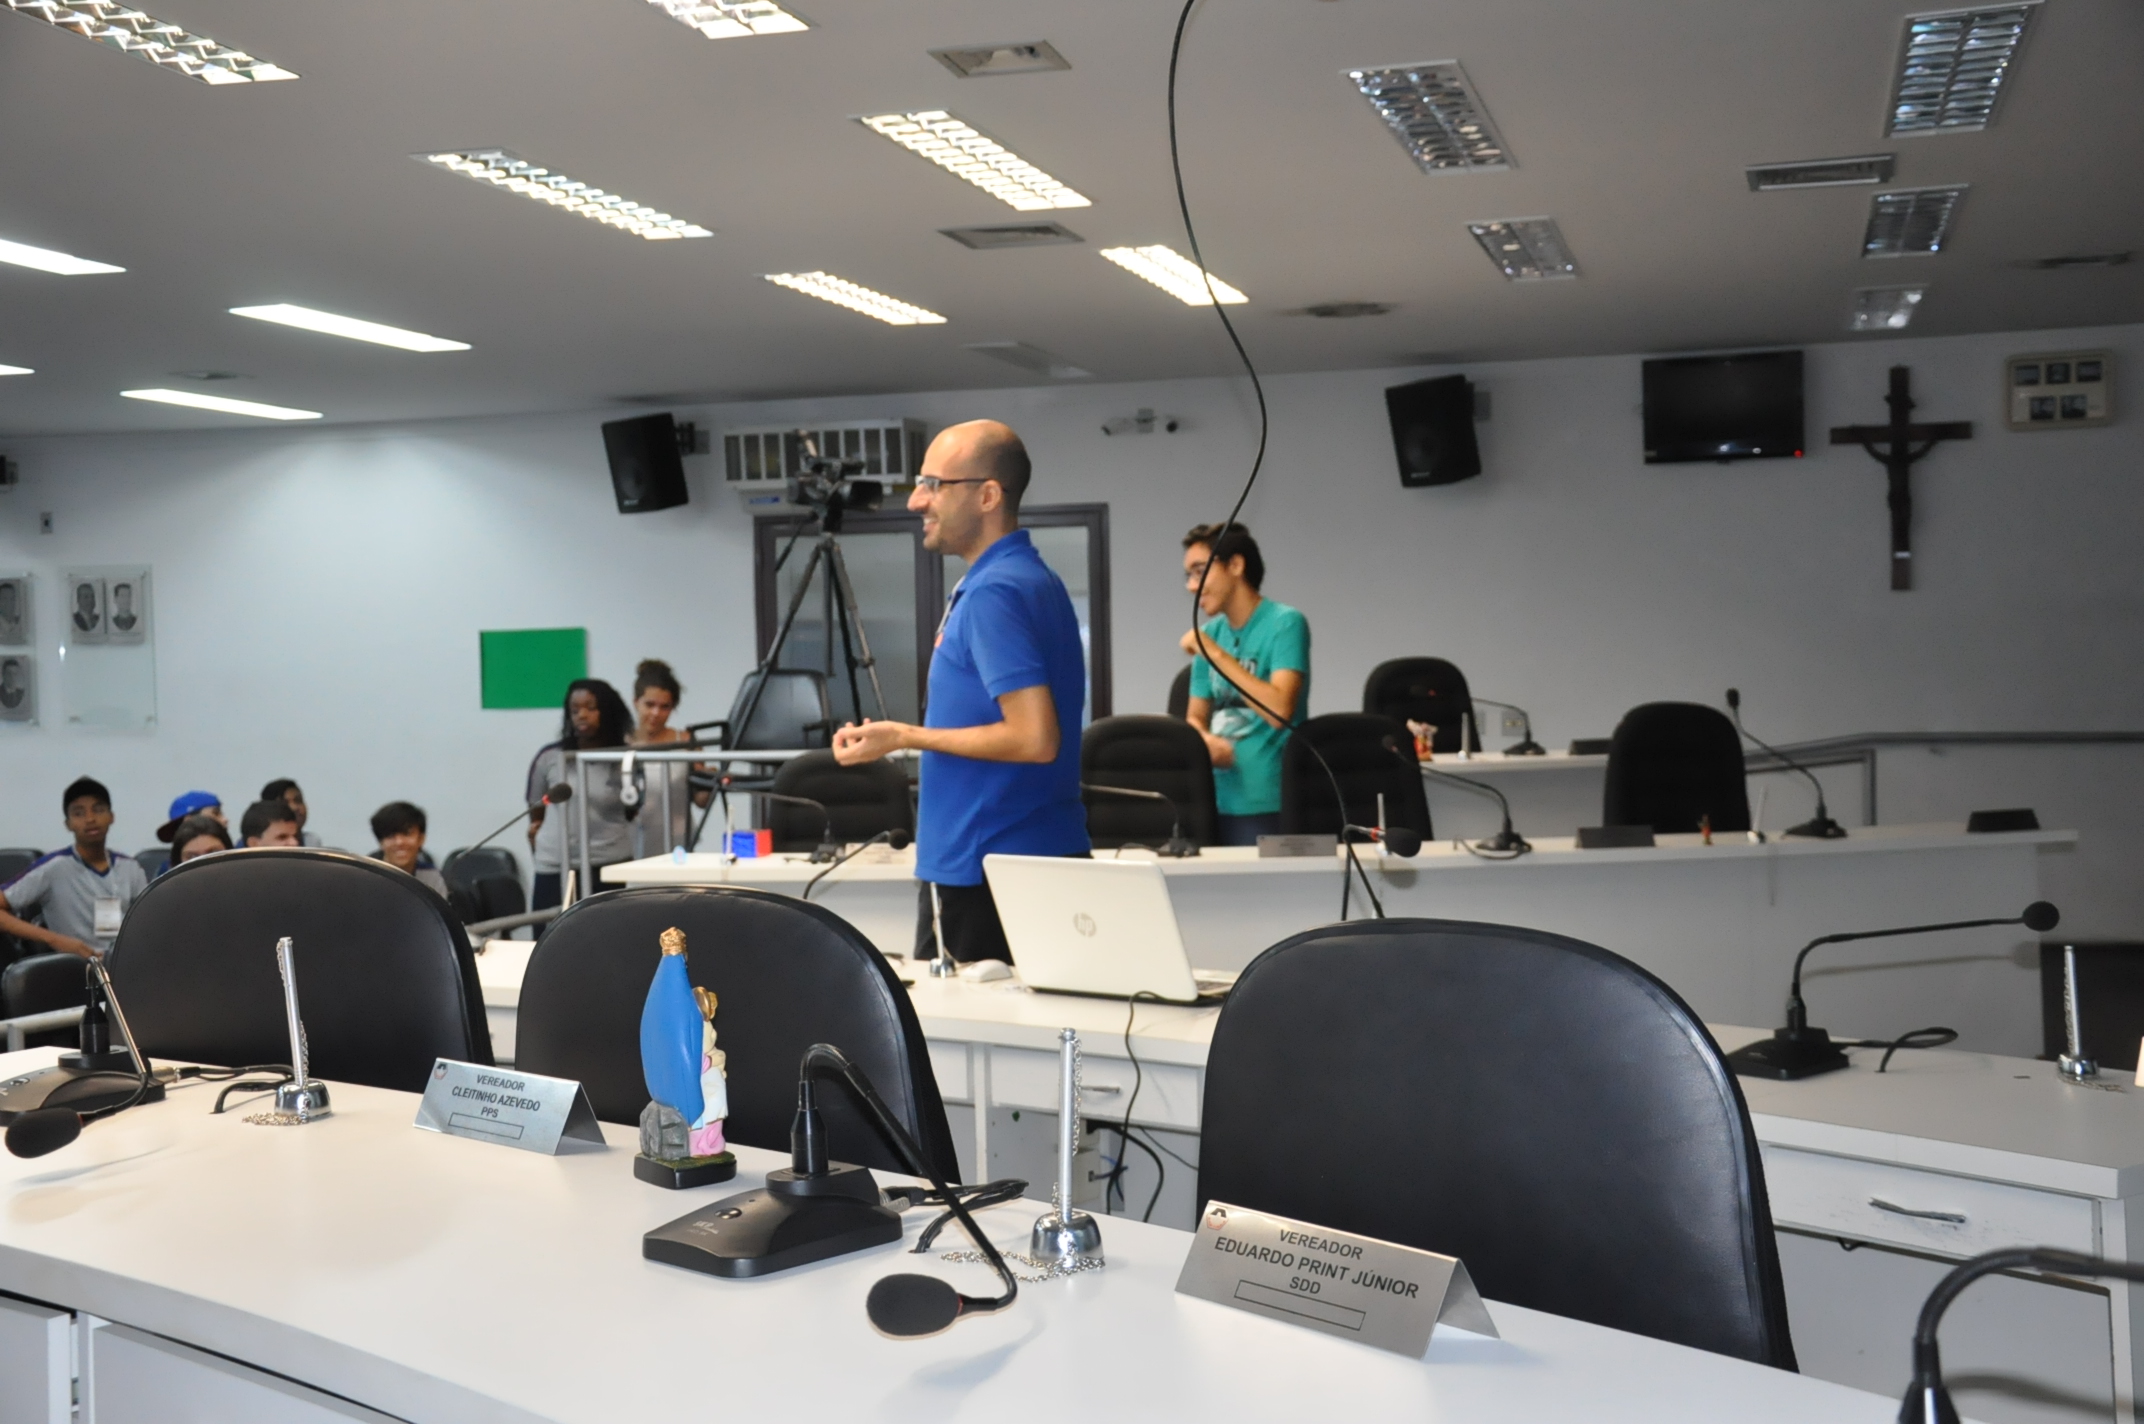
[917,530,1089,885]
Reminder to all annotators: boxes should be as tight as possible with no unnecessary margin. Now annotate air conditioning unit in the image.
[724,419,929,511]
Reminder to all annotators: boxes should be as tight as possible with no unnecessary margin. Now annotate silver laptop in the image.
[982,854,1237,1004]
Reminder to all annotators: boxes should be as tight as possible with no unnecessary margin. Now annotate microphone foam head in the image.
[6,1109,82,1159]
[2023,901,2061,934]
[546,782,574,803]
[866,1273,962,1338]
[1382,828,1423,858]
[1726,687,1741,709]
[886,829,912,851]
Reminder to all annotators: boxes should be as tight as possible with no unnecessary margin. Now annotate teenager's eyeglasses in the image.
[914,475,989,493]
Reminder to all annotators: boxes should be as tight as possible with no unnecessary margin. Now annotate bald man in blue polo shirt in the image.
[832,420,1088,964]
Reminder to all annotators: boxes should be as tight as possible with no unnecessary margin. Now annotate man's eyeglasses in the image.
[914,475,990,494]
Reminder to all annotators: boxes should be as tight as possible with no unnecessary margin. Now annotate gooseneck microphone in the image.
[1725,689,1845,840]
[802,827,912,901]
[469,783,573,852]
[1383,736,1529,856]
[1468,698,1545,756]
[5,959,158,1159]
[1343,824,1421,857]
[1903,1248,2144,1423]
[1081,782,1198,858]
[751,789,838,862]
[1724,901,2059,1080]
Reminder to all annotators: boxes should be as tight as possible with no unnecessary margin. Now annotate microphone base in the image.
[1161,837,1200,859]
[1480,829,1531,853]
[1784,814,1849,840]
[1030,1208,1103,1263]
[1503,739,1547,756]
[643,1161,902,1279]
[1724,1026,1852,1080]
[1899,1376,1962,1424]
[0,1065,164,1122]
[809,842,843,864]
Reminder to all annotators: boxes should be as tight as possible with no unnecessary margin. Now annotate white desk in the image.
[902,985,2144,1424]
[608,823,2075,1056]
[0,1047,1890,1424]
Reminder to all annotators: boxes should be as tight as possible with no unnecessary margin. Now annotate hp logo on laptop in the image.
[1072,912,1097,937]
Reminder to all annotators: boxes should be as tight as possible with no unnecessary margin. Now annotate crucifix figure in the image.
[1829,365,1972,591]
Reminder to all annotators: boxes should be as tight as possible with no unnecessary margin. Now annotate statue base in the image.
[634,1151,737,1189]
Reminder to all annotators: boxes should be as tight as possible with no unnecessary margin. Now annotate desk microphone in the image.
[1384,736,1529,855]
[1342,824,1421,857]
[1724,901,2059,1080]
[468,783,573,852]
[5,959,159,1159]
[1469,698,1546,756]
[803,827,912,901]
[1080,783,1198,858]
[1725,689,1845,839]
[750,788,838,862]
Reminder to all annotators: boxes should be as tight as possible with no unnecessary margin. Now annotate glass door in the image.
[929,504,1111,724]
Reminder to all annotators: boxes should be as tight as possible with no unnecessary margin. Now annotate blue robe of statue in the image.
[640,954,704,1124]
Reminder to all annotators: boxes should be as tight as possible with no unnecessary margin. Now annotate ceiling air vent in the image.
[1862,186,1967,257]
[939,223,1084,250]
[965,342,1090,379]
[1746,154,1896,191]
[930,41,1070,77]
[2016,252,2132,270]
[1302,302,1395,318]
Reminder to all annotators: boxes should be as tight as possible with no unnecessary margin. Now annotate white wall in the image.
[2,320,2138,938]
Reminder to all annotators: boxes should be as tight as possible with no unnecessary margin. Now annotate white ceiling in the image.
[0,0,2138,435]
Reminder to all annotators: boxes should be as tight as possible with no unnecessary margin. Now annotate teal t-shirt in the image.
[1188,598,1310,816]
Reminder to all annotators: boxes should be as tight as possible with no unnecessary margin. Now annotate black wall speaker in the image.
[1383,375,1481,488]
[602,413,690,514]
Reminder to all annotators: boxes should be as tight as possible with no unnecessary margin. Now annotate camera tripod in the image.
[737,522,889,744]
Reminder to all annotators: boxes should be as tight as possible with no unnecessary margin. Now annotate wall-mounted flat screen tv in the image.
[1642,350,1804,464]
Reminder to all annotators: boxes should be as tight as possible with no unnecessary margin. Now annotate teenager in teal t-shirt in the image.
[1180,524,1310,845]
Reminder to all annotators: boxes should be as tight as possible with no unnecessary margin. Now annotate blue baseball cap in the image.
[157,790,222,842]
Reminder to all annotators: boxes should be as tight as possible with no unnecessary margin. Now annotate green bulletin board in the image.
[480,628,587,709]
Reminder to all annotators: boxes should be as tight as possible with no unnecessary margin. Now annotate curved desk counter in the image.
[0,1047,1889,1423]
[607,823,2074,1056]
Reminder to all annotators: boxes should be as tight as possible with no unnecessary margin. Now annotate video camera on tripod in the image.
[787,440,884,533]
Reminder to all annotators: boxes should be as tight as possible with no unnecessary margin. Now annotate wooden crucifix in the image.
[1829,365,1972,591]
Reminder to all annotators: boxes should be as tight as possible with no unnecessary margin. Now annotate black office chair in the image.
[1081,715,1218,849]
[1601,702,1751,834]
[766,751,912,853]
[135,846,172,879]
[443,846,525,921]
[691,668,835,752]
[0,952,87,1047]
[1200,918,1796,1368]
[1362,657,1475,754]
[1166,664,1192,721]
[0,847,41,885]
[105,849,493,1090]
[515,885,959,1179]
[1278,713,1432,840]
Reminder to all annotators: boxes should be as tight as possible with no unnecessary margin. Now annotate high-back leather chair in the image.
[443,846,526,925]
[105,849,492,1089]
[1278,713,1431,839]
[1,953,86,1047]
[767,751,912,853]
[1362,657,1475,754]
[696,669,834,751]
[1081,715,1218,849]
[1166,665,1192,721]
[1602,702,1752,834]
[514,885,958,1179]
[1199,918,1796,1368]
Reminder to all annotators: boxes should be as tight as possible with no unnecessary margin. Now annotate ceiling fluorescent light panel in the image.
[1098,246,1247,305]
[1467,218,1577,280]
[0,364,32,376]
[1863,186,1966,257]
[1888,4,2039,136]
[231,304,469,353]
[121,388,321,420]
[764,272,945,325]
[860,112,1088,211]
[1350,62,1512,173]
[645,0,806,38]
[422,151,711,240]
[1851,286,1926,331]
[0,236,124,275]
[3,1,296,83]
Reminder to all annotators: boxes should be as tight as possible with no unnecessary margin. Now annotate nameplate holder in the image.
[413,1058,606,1156]
[1257,834,1336,859]
[1175,1202,1496,1357]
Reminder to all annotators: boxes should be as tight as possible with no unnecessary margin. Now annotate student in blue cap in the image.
[155,789,224,845]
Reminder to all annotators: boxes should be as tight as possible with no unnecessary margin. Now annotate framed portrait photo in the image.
[65,574,106,644]
[106,570,148,644]
[0,576,27,648]
[0,652,34,723]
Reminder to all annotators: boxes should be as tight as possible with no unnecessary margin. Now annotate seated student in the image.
[155,789,224,844]
[238,799,303,848]
[259,778,322,847]
[371,801,449,897]
[169,814,232,868]
[0,777,150,958]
